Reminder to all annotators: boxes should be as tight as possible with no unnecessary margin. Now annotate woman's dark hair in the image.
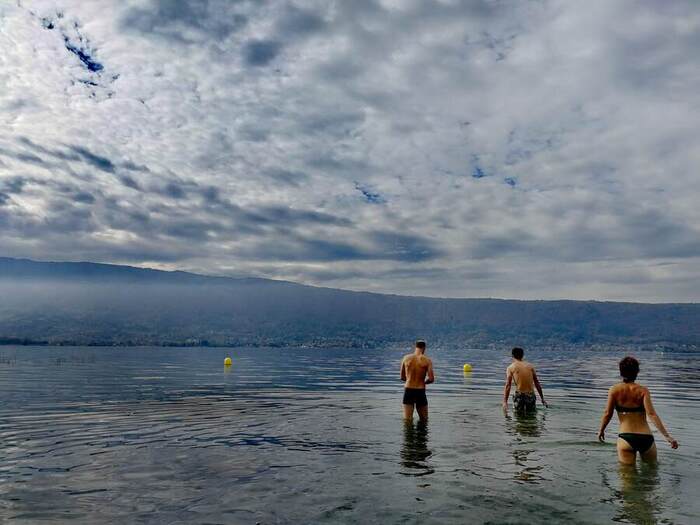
[619,356,639,382]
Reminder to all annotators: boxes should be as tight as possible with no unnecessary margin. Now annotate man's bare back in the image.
[507,360,536,393]
[402,354,433,389]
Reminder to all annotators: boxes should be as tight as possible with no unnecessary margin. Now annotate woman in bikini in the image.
[598,356,679,464]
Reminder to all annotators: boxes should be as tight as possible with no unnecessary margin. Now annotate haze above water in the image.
[0,346,698,524]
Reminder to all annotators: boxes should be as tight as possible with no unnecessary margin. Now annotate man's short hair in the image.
[619,356,639,382]
[415,340,426,350]
[512,347,524,359]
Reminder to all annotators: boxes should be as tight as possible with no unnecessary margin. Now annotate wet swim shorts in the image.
[403,388,428,407]
[513,391,537,412]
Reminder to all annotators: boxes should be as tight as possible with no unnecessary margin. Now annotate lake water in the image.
[0,346,698,524]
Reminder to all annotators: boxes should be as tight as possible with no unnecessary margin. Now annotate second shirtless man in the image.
[401,340,435,422]
[503,346,548,413]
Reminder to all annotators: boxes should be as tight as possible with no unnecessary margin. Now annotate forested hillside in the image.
[1,257,698,348]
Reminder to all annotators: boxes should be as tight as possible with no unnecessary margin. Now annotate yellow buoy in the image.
[463,363,472,372]
[224,357,232,366]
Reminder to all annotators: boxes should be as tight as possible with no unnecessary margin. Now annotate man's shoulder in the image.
[510,361,535,373]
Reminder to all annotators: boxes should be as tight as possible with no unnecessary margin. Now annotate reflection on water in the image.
[608,463,662,525]
[462,371,472,387]
[505,409,546,483]
[400,420,433,476]
[505,409,546,438]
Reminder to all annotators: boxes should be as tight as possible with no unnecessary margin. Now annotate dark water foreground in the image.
[0,346,698,524]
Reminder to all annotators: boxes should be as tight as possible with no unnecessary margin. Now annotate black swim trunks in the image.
[403,388,428,407]
[513,391,536,412]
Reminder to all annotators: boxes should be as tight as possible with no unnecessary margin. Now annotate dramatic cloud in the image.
[1,0,699,301]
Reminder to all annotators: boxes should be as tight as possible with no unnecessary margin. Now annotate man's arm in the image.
[400,357,406,382]
[532,368,548,407]
[502,368,513,410]
[425,359,435,385]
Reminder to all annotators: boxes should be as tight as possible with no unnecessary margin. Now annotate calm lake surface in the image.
[0,346,698,524]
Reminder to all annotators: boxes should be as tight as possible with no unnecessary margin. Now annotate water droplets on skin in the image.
[0,346,698,523]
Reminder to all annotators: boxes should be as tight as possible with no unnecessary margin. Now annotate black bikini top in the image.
[615,404,645,414]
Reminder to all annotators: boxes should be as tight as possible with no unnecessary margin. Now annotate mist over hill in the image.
[1,257,698,349]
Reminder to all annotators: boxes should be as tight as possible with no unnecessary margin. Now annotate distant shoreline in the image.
[1,338,697,352]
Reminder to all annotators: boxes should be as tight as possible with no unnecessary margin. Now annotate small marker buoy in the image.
[224,357,232,366]
[463,363,472,372]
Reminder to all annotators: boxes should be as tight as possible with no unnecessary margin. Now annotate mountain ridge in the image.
[2,256,696,305]
[1,257,699,348]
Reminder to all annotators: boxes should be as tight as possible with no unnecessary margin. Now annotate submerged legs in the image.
[403,403,428,422]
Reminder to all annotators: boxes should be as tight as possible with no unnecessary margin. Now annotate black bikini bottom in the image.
[618,433,654,453]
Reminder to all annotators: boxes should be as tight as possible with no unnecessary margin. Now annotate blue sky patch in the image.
[354,182,386,204]
[472,166,487,179]
[64,37,104,72]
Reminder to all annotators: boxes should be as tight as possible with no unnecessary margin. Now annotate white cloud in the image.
[1,0,699,302]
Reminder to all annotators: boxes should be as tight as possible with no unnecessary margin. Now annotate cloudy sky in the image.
[1,0,699,302]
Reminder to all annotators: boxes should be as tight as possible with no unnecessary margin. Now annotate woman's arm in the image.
[643,388,679,449]
[598,388,615,442]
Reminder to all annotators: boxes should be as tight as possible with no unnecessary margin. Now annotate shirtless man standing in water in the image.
[401,340,435,422]
[502,347,548,412]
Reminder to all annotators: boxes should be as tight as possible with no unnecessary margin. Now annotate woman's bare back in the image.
[611,383,652,434]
